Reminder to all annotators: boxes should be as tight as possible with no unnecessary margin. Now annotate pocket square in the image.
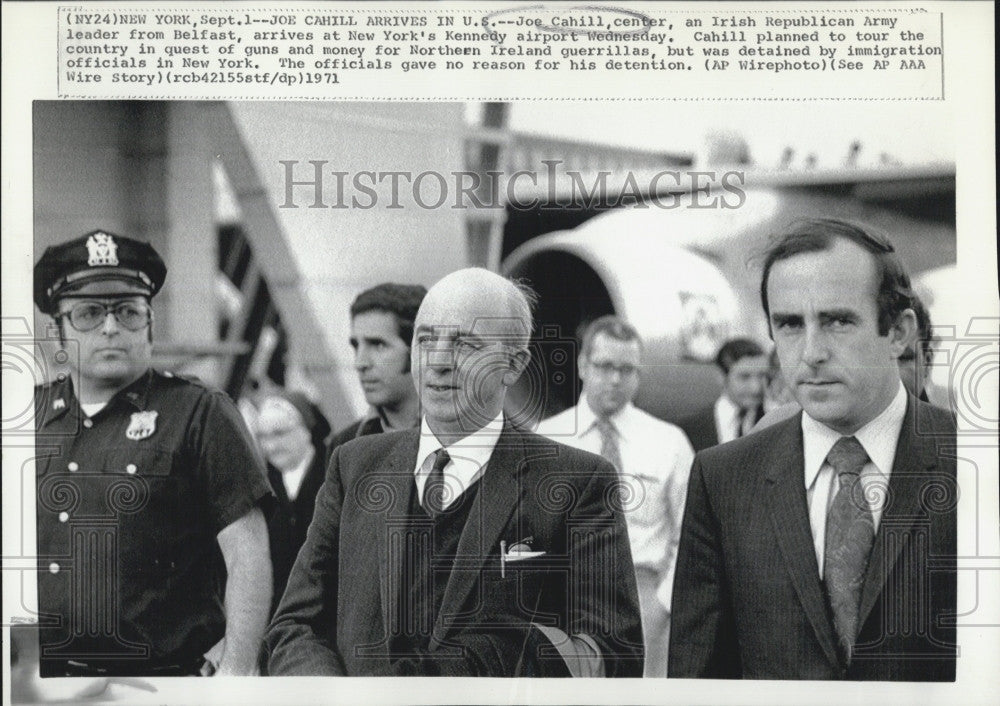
[500,538,546,576]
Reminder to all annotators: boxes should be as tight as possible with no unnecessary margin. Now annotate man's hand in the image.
[387,628,573,677]
[215,507,271,676]
[200,637,224,676]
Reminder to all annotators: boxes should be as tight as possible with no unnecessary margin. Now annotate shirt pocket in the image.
[473,555,562,624]
[617,471,661,528]
[103,446,203,581]
[101,445,178,512]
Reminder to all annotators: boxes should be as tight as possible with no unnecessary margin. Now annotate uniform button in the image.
[67,462,79,472]
[126,464,137,475]
[83,418,93,429]
[49,562,60,574]
[58,512,69,523]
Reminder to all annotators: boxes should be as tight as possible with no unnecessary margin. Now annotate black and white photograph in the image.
[2,2,997,705]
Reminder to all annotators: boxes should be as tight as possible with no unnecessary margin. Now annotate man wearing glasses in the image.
[32,230,273,677]
[536,316,695,677]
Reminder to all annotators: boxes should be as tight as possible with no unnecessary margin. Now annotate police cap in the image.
[34,230,167,314]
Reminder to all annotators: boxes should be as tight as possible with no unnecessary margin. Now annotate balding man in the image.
[266,268,643,677]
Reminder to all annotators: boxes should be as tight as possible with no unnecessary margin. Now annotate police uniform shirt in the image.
[34,369,273,674]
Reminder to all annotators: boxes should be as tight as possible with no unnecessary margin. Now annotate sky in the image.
[507,101,954,169]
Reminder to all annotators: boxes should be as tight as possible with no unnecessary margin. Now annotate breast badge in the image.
[126,410,158,440]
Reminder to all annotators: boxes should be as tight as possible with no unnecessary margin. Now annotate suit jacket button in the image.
[83,419,93,429]
[68,462,79,472]
[48,562,60,574]
[58,512,69,523]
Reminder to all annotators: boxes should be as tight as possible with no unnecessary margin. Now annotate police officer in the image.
[33,230,273,677]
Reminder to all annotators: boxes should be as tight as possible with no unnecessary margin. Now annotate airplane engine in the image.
[503,229,740,424]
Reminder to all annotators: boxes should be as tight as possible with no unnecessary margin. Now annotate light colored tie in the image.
[420,448,452,516]
[594,417,623,473]
[823,436,875,666]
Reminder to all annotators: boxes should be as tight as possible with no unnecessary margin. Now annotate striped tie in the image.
[594,417,623,472]
[823,436,875,666]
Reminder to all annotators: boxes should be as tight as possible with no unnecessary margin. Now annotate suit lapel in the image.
[858,398,933,626]
[430,425,523,646]
[765,416,841,669]
[373,430,421,643]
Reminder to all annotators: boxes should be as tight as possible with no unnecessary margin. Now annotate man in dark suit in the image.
[266,268,644,677]
[669,219,956,681]
[681,338,769,452]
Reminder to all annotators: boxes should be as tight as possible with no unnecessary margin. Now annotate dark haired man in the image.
[681,337,770,451]
[753,291,942,433]
[32,230,273,677]
[669,218,956,680]
[327,283,426,452]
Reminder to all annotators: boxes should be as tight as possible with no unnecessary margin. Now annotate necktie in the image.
[594,417,623,472]
[420,448,452,516]
[737,406,762,437]
[823,436,875,666]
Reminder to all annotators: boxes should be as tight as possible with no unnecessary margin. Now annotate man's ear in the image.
[502,347,531,387]
[888,308,918,359]
[577,350,589,385]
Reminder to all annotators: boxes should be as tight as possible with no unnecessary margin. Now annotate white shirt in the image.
[413,412,503,511]
[80,401,107,418]
[713,394,754,444]
[280,447,315,502]
[803,383,907,577]
[536,394,695,607]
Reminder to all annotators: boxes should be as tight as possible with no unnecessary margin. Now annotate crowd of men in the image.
[22,217,956,684]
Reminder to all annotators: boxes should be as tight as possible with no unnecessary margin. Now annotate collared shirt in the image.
[34,369,272,672]
[536,394,695,605]
[713,394,755,444]
[412,412,504,511]
[803,383,907,576]
[280,447,315,502]
[80,401,107,417]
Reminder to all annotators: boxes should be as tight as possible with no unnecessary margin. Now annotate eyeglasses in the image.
[588,359,639,376]
[57,301,152,332]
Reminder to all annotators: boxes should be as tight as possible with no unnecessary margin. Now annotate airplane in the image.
[27,101,956,431]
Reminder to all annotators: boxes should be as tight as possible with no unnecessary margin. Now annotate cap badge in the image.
[126,411,158,440]
[86,232,119,267]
